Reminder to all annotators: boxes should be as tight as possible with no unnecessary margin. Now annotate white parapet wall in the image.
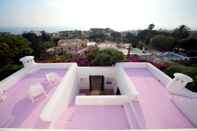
[115,63,139,100]
[75,95,129,105]
[0,67,28,91]
[0,56,38,91]
[146,63,172,86]
[116,62,147,69]
[1,63,72,90]
[117,62,172,87]
[35,63,73,69]
[40,63,78,124]
[0,56,73,91]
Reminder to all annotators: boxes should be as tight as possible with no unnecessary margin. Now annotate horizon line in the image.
[0,26,197,34]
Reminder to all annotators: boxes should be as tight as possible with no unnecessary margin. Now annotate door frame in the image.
[89,75,104,91]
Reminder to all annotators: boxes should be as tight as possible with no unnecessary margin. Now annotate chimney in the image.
[20,56,36,68]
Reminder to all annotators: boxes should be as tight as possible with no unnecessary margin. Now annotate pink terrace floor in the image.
[125,68,194,129]
[0,68,66,128]
[55,105,130,130]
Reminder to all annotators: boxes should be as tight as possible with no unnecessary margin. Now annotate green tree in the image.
[123,32,140,58]
[137,24,158,44]
[86,48,99,62]
[92,48,124,66]
[0,34,32,80]
[40,31,51,41]
[148,24,155,30]
[149,35,176,51]
[88,31,107,42]
[123,32,138,44]
[22,32,53,58]
[173,25,190,39]
[191,31,197,39]
[42,41,55,49]
[110,31,122,43]
[176,38,197,57]
[0,42,13,65]
[0,34,33,66]
[22,32,42,57]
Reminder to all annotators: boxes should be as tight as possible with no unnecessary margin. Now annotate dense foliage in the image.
[172,25,191,39]
[176,38,197,57]
[91,48,124,66]
[150,35,176,51]
[22,31,54,58]
[0,64,23,80]
[44,48,124,66]
[0,33,32,80]
[0,34,32,66]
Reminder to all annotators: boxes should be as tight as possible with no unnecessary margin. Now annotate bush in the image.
[76,58,90,66]
[127,55,145,62]
[0,64,23,80]
[149,35,176,51]
[164,64,197,92]
[92,48,124,66]
[150,61,169,70]
[86,49,99,63]
[47,55,66,63]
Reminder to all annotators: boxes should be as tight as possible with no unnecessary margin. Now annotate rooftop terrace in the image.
[0,68,67,128]
[0,56,197,131]
[125,68,193,129]
[56,105,130,130]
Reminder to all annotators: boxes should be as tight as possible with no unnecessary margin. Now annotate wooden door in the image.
[89,75,104,92]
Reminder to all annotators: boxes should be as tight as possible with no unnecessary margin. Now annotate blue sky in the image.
[0,0,197,30]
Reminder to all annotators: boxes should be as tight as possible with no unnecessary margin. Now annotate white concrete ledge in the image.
[115,63,139,100]
[0,68,26,91]
[146,63,172,86]
[75,95,129,105]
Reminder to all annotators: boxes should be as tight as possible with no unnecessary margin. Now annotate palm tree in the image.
[148,24,155,30]
[143,24,155,44]
[127,44,132,58]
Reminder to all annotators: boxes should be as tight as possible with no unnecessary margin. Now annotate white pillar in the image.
[20,56,36,68]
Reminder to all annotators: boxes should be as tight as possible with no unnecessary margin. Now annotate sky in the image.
[0,0,197,31]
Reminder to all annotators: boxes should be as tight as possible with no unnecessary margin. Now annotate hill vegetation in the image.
[0,24,197,91]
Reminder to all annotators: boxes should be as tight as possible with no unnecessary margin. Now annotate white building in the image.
[0,56,196,131]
